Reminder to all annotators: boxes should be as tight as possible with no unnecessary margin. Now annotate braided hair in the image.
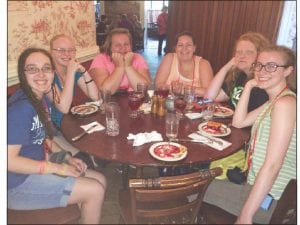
[17,48,55,139]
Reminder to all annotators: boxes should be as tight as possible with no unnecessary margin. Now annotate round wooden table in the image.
[61,93,250,169]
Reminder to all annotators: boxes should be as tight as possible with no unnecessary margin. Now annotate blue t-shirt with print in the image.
[7,89,50,189]
[51,71,82,128]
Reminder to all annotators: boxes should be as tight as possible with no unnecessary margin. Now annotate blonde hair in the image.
[100,28,132,57]
[225,32,271,92]
[50,34,75,49]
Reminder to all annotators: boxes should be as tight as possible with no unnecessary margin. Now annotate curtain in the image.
[166,1,284,72]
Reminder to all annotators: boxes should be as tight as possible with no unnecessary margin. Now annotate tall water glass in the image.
[165,112,179,139]
[105,102,120,136]
[99,89,111,114]
[184,86,195,112]
[171,81,183,97]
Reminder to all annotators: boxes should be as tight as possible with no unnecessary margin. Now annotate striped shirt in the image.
[247,90,296,200]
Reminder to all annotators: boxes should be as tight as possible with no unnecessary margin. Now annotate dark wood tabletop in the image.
[61,93,250,168]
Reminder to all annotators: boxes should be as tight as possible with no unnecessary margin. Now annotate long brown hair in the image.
[224,32,270,93]
[17,48,55,138]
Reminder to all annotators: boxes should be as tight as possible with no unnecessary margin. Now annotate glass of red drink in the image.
[156,85,169,98]
[128,91,143,118]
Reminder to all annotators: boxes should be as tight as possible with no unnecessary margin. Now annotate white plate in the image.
[214,106,234,118]
[149,142,187,162]
[198,122,231,137]
[71,104,99,116]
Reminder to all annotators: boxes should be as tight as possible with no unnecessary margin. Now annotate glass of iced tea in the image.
[128,91,144,118]
[174,96,187,119]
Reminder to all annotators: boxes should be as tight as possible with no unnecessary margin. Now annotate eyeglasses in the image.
[252,62,289,73]
[24,65,54,74]
[52,48,76,54]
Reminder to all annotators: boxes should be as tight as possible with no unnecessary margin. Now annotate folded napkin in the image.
[80,121,105,133]
[188,133,232,151]
[185,112,203,120]
[139,102,152,114]
[85,100,102,107]
[127,131,163,146]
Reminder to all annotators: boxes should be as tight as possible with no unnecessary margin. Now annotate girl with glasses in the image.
[8,48,106,224]
[204,45,296,224]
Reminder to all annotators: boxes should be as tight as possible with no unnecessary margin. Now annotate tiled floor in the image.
[99,39,164,224]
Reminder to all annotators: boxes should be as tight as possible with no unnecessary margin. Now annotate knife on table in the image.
[72,124,98,142]
[196,132,224,146]
[169,138,207,143]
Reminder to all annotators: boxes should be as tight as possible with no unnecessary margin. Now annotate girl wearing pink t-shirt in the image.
[90,28,151,94]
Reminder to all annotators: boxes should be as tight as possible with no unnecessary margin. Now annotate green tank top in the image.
[247,90,296,200]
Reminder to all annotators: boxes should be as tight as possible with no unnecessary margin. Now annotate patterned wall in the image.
[8,1,98,85]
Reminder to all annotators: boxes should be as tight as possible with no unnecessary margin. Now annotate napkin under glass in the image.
[127,131,163,147]
[80,121,105,133]
[188,133,232,151]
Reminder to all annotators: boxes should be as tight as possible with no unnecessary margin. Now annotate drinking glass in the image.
[128,91,144,118]
[202,103,215,121]
[105,102,120,136]
[171,81,183,97]
[184,86,195,112]
[137,82,149,103]
[165,112,179,139]
[174,96,187,119]
[156,84,169,98]
[99,89,111,114]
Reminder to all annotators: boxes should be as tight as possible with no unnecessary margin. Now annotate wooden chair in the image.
[7,204,81,224]
[199,179,297,224]
[119,167,223,224]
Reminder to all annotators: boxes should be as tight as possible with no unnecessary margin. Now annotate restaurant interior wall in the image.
[7,1,98,87]
[166,1,284,73]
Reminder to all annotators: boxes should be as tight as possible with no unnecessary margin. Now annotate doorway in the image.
[143,1,168,50]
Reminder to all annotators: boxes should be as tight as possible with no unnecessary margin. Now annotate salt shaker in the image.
[151,95,158,114]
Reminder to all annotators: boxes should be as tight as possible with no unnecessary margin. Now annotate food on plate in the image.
[207,121,222,130]
[214,106,234,117]
[71,104,98,116]
[153,144,187,159]
[203,121,227,134]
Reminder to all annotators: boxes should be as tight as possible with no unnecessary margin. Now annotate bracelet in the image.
[38,161,46,174]
[63,151,72,163]
[85,79,94,84]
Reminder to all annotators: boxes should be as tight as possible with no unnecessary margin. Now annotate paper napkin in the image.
[127,131,163,147]
[185,112,203,120]
[85,100,102,107]
[139,103,152,114]
[80,121,105,133]
[188,133,232,151]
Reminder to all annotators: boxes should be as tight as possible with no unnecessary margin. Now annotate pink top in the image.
[90,53,148,91]
[166,53,202,88]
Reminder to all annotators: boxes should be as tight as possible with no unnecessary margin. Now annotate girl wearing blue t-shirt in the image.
[8,48,106,224]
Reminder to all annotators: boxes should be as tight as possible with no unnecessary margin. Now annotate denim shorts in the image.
[8,174,76,210]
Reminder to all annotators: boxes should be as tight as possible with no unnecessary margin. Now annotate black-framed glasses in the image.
[252,62,289,73]
[52,48,76,54]
[24,65,54,74]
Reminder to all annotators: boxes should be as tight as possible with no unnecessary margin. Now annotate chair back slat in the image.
[121,167,222,224]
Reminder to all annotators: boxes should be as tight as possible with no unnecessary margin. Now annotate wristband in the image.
[38,161,46,174]
[85,79,94,84]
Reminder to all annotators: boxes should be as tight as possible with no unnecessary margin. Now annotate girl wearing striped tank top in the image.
[204,45,296,224]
